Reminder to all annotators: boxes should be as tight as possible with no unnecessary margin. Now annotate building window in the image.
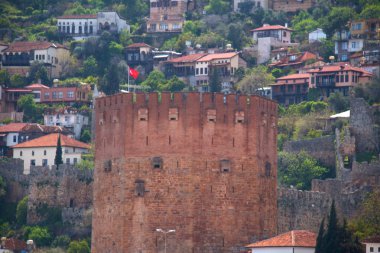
[42,159,48,166]
[58,92,63,99]
[44,92,50,99]
[196,68,199,75]
[220,159,231,173]
[73,158,77,164]
[13,135,17,142]
[30,160,36,166]
[52,92,57,99]
[32,151,34,156]
[20,151,23,156]
[205,68,208,75]
[345,74,349,82]
[159,23,168,31]
[44,150,47,155]
[67,91,74,98]
[341,54,348,61]
[66,158,70,165]
[283,31,286,37]
[351,41,357,49]
[370,247,373,252]
[135,179,145,197]
[341,42,348,50]
[65,116,69,122]
[152,157,163,169]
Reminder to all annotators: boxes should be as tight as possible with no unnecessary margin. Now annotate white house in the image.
[309,28,326,43]
[362,236,380,253]
[44,107,89,139]
[57,11,129,40]
[245,230,317,253]
[12,133,90,174]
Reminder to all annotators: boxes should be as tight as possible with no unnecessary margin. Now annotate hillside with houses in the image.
[0,0,379,252]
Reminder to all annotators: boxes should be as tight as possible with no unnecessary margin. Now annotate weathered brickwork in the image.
[92,92,278,253]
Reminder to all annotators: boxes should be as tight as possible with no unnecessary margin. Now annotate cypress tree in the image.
[54,134,63,166]
[325,200,339,253]
[315,218,325,253]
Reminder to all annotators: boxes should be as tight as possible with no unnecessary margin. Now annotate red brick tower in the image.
[92,92,278,253]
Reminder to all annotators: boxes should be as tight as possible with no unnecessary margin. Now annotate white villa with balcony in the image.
[57,11,130,40]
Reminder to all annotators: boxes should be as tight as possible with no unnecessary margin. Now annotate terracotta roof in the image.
[277,73,310,80]
[251,25,293,32]
[0,123,28,133]
[3,41,66,53]
[167,53,207,63]
[308,65,374,76]
[299,52,319,62]
[126,43,153,48]
[57,14,97,19]
[12,133,90,149]
[246,230,317,248]
[197,52,239,62]
[22,124,72,134]
[362,236,380,244]
[3,238,27,251]
[26,83,50,89]
[350,52,363,58]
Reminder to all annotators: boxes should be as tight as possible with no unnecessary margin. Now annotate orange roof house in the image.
[12,133,90,174]
[246,230,317,253]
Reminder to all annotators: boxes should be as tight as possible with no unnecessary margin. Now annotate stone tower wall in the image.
[92,92,278,253]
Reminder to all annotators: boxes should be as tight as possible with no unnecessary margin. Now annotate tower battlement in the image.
[92,92,278,253]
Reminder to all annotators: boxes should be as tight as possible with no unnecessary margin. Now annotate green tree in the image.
[328,92,349,112]
[80,129,91,143]
[119,29,132,46]
[159,76,186,92]
[204,0,230,15]
[325,201,339,252]
[359,4,380,19]
[321,7,356,37]
[0,176,6,199]
[140,70,166,91]
[51,235,71,249]
[0,70,10,86]
[236,66,275,94]
[82,56,98,77]
[28,62,50,85]
[17,95,46,123]
[16,196,28,225]
[315,218,325,253]
[349,190,380,239]
[25,226,52,247]
[10,74,26,88]
[278,151,328,190]
[54,135,63,166]
[209,68,221,92]
[67,240,90,253]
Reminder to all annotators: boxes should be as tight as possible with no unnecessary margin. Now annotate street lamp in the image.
[156,228,175,253]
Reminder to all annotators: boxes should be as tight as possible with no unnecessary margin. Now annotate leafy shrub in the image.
[51,235,71,249]
[67,240,90,253]
[24,226,52,247]
[16,196,28,226]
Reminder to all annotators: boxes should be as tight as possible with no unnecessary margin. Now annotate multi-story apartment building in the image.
[25,83,91,104]
[56,11,130,40]
[147,0,193,33]
[44,107,89,139]
[125,43,154,74]
[271,73,310,106]
[250,24,298,64]
[0,41,70,78]
[308,64,373,97]
[334,30,350,62]
[165,52,247,92]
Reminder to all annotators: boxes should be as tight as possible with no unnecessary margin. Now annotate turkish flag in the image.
[129,67,139,79]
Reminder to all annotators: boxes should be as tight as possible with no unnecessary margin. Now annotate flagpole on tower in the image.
[127,65,130,92]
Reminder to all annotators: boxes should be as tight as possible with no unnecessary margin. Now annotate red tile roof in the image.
[246,230,317,248]
[277,73,310,80]
[167,53,207,63]
[26,83,50,89]
[126,43,153,48]
[3,238,27,251]
[3,41,66,53]
[12,133,90,149]
[57,14,97,19]
[299,52,319,62]
[307,65,373,75]
[251,25,293,32]
[362,236,380,243]
[197,52,239,62]
[0,123,28,133]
